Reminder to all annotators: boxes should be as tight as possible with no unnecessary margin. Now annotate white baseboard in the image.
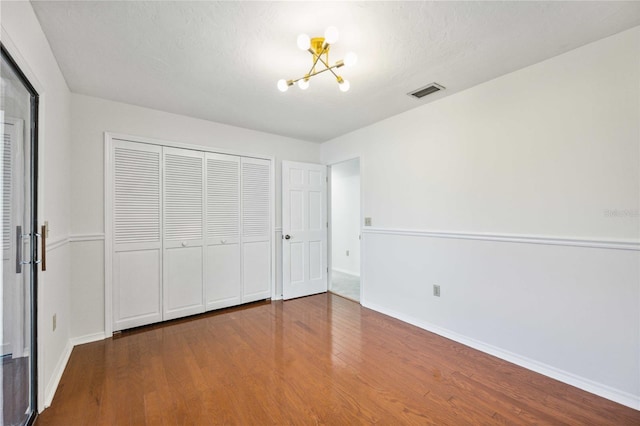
[43,332,107,410]
[44,339,72,408]
[362,299,640,411]
[70,332,106,347]
[331,267,360,277]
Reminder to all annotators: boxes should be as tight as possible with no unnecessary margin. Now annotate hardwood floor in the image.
[37,293,639,425]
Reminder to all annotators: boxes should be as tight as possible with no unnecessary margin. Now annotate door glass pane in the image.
[1,50,34,426]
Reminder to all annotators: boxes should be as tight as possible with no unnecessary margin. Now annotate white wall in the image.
[70,94,321,338]
[321,26,640,408]
[331,160,360,276]
[1,1,72,411]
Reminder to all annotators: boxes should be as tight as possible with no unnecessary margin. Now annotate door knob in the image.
[285,235,291,240]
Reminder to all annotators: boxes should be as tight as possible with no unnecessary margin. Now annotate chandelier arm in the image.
[306,46,327,76]
[316,56,341,79]
[290,63,342,84]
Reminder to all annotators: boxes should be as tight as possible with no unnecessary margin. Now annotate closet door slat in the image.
[207,156,240,241]
[242,160,270,239]
[114,147,161,244]
[2,124,13,256]
[164,153,203,241]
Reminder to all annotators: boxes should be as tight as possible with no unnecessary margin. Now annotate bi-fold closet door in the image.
[112,141,163,331]
[112,140,271,332]
[163,147,205,321]
[204,154,272,308]
[205,153,241,310]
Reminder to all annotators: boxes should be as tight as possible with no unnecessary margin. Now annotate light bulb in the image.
[344,52,358,67]
[297,34,311,51]
[339,79,350,92]
[324,26,339,44]
[298,79,309,90]
[277,79,289,92]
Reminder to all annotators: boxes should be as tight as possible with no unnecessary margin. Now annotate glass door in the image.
[1,45,39,426]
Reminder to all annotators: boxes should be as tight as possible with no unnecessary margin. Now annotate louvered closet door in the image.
[241,157,271,303]
[163,147,205,320]
[205,153,241,310]
[2,117,24,357]
[112,140,162,331]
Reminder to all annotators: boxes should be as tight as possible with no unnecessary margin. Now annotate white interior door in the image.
[112,140,163,331]
[163,147,205,320]
[282,161,327,300]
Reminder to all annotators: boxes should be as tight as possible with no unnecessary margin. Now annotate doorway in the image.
[329,158,360,302]
[1,45,39,426]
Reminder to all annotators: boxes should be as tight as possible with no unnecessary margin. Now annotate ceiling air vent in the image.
[408,83,445,99]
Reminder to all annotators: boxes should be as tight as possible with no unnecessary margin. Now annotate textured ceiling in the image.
[32,1,640,143]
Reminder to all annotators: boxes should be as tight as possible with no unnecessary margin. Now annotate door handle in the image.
[284,235,291,240]
[41,225,47,271]
[16,226,42,273]
[16,225,23,273]
[33,232,42,265]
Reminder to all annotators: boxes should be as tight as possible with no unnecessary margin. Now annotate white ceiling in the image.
[32,1,640,143]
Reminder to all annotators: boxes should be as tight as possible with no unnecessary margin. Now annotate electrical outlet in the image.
[346,250,349,256]
[433,285,441,297]
[364,217,372,226]
[53,314,57,331]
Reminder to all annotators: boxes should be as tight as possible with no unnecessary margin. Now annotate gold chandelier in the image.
[277,26,357,93]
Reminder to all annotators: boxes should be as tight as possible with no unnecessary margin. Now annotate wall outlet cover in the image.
[433,285,441,297]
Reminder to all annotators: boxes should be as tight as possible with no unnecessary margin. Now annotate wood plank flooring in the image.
[37,293,640,425]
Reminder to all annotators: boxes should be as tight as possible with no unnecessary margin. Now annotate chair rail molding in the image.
[46,236,70,252]
[69,233,105,243]
[362,227,640,251]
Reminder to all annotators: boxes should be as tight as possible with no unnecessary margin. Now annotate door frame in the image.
[327,157,363,303]
[104,132,275,337]
[0,37,42,421]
